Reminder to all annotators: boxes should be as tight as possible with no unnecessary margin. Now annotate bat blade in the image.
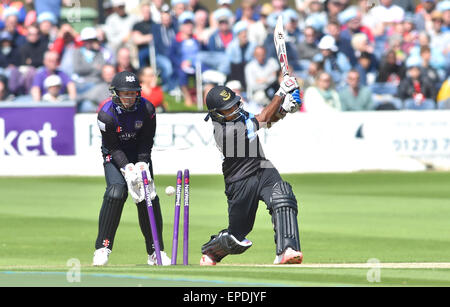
[274,15,290,77]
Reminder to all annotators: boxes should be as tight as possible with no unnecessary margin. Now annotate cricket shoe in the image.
[199,254,216,266]
[93,247,111,266]
[273,248,303,265]
[148,251,171,266]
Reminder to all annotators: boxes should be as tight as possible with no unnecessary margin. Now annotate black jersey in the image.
[97,97,156,170]
[213,111,269,184]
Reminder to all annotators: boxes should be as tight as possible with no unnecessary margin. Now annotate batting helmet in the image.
[204,86,244,123]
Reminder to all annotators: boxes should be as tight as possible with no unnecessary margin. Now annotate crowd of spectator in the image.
[0,0,449,112]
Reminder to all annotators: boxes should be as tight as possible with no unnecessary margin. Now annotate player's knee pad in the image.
[201,229,253,262]
[270,181,301,255]
[104,184,128,205]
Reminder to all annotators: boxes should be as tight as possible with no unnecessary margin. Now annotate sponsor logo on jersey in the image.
[135,121,143,129]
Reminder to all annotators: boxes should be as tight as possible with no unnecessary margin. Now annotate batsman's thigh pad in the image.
[270,181,301,255]
[201,230,253,262]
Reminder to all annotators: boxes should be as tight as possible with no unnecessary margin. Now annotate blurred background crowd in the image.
[0,0,449,112]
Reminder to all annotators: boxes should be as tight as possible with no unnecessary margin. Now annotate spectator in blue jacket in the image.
[169,11,200,106]
[313,35,352,88]
[197,8,233,75]
[151,4,177,92]
[225,20,257,90]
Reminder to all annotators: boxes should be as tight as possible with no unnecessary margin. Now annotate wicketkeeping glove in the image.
[275,76,299,97]
[135,162,157,201]
[121,163,145,204]
[281,89,302,113]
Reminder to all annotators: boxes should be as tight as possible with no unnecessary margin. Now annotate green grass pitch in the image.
[1,172,450,287]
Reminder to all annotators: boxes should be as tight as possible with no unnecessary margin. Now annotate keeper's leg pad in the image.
[95,184,127,250]
[270,181,301,255]
[201,230,253,263]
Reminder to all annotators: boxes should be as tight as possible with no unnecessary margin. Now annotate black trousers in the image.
[224,167,282,242]
[95,160,164,255]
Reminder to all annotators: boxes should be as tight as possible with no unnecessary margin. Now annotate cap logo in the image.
[220,89,231,101]
[126,76,136,82]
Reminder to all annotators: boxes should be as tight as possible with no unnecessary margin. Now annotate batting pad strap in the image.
[201,230,253,262]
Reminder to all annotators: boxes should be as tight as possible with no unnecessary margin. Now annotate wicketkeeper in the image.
[93,71,171,266]
[200,76,303,265]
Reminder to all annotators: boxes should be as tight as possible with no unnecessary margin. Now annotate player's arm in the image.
[255,76,302,128]
[97,111,129,169]
[136,101,157,177]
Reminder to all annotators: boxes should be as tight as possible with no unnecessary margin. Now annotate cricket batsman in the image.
[92,71,171,266]
[200,76,303,265]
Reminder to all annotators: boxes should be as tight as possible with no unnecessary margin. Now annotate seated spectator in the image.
[2,7,26,48]
[437,77,450,109]
[236,0,259,23]
[339,69,374,111]
[339,6,374,43]
[419,45,441,88]
[171,0,190,29]
[72,27,108,94]
[104,0,139,52]
[197,8,233,75]
[31,50,76,101]
[116,47,137,74]
[36,11,58,44]
[19,24,48,68]
[375,49,405,85]
[326,0,346,22]
[429,10,450,57]
[326,21,356,66]
[297,26,319,65]
[313,35,351,88]
[42,75,69,102]
[355,51,378,86]
[139,66,165,111]
[398,56,436,110]
[299,61,322,89]
[303,71,342,112]
[0,1,27,30]
[226,20,257,90]
[244,45,279,106]
[151,4,177,92]
[190,0,209,13]
[366,0,405,29]
[409,31,446,74]
[0,73,13,101]
[0,31,20,68]
[248,2,272,46]
[77,64,116,113]
[169,11,201,106]
[414,0,437,32]
[194,9,212,49]
[131,0,154,68]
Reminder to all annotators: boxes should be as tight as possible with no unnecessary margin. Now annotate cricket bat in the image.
[274,15,290,77]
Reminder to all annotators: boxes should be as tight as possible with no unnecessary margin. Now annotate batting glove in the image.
[275,76,299,97]
[281,89,302,113]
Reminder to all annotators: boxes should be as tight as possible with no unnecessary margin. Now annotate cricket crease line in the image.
[2,262,450,270]
[220,263,450,269]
